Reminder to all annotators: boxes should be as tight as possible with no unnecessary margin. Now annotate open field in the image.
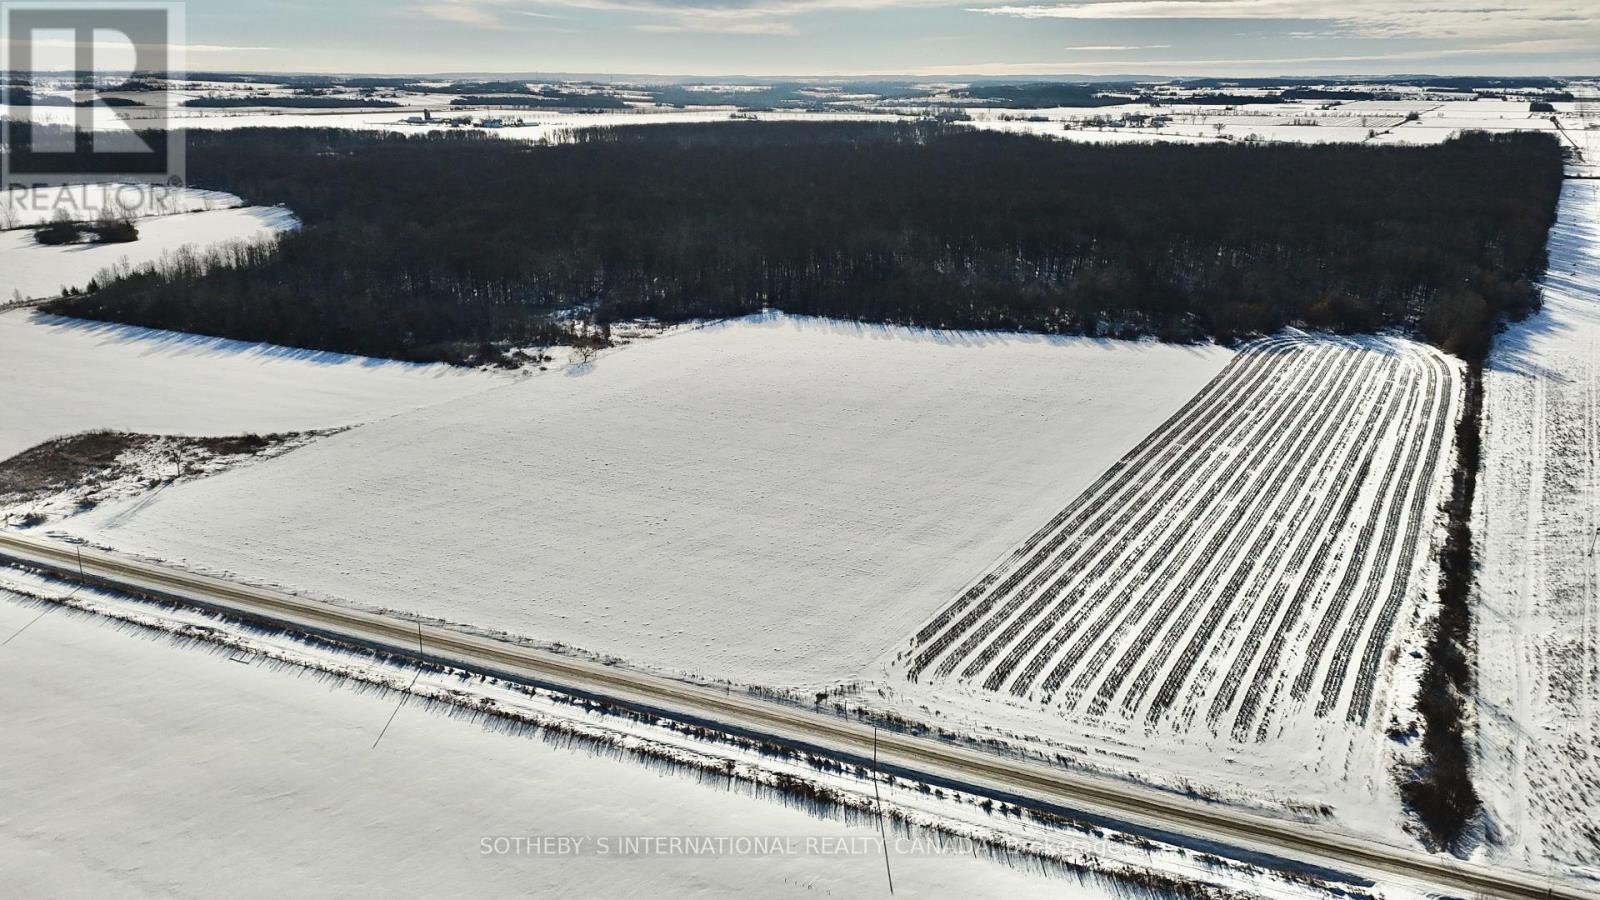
[0,205,296,302]
[1476,179,1600,878]
[30,315,1465,834]
[8,103,897,141]
[869,334,1461,840]
[0,588,1148,900]
[4,74,1588,892]
[0,310,499,460]
[901,335,1460,742]
[8,85,1577,150]
[46,315,1232,686]
[0,184,242,229]
[969,97,1565,147]
[6,536,1575,900]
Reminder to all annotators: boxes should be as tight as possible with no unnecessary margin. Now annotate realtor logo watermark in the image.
[1,1,185,189]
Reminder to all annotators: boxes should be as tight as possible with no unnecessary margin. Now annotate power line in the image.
[372,615,426,750]
[871,725,895,895]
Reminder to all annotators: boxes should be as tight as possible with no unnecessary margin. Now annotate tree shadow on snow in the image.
[25,310,465,376]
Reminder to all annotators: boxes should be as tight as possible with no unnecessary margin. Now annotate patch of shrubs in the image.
[1401,364,1484,849]
[33,216,139,246]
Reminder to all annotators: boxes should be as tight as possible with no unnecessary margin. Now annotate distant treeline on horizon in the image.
[1,72,1577,111]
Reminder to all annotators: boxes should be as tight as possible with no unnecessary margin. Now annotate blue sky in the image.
[103,0,1600,76]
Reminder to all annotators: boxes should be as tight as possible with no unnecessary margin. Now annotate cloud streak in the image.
[417,1,513,27]
[913,35,1595,75]
[970,0,1599,40]
[635,19,798,32]
[415,0,1598,44]
[416,0,941,34]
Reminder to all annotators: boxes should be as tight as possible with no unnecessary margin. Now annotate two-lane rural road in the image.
[1,530,1594,900]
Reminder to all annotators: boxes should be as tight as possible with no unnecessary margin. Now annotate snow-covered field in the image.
[8,91,1572,149]
[3,82,1591,895]
[864,334,1460,840]
[965,97,1561,147]
[9,104,902,142]
[902,335,1459,738]
[1475,178,1600,879]
[0,589,1140,900]
[0,310,500,459]
[1562,86,1600,177]
[0,205,297,302]
[29,315,1462,833]
[0,183,242,229]
[48,315,1232,687]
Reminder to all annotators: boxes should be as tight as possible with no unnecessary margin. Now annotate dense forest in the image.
[950,83,1129,107]
[448,94,627,109]
[184,96,402,108]
[29,121,1564,364]
[1,86,143,107]
[951,82,1301,107]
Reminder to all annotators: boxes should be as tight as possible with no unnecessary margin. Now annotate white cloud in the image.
[2,36,273,74]
[970,0,1599,41]
[635,19,799,32]
[417,1,512,26]
[185,44,279,53]
[415,0,936,35]
[10,38,274,52]
[409,0,1598,48]
[914,36,1596,75]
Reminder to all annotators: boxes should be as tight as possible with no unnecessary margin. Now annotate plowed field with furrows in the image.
[902,336,1458,739]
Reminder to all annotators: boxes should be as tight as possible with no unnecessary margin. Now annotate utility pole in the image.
[373,615,426,750]
[871,725,895,895]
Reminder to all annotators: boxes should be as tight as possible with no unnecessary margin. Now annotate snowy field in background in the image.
[968,98,1565,147]
[0,592,1126,900]
[8,91,1579,149]
[9,104,901,141]
[51,314,1232,686]
[0,183,243,229]
[0,310,501,459]
[1475,179,1600,879]
[0,205,297,302]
